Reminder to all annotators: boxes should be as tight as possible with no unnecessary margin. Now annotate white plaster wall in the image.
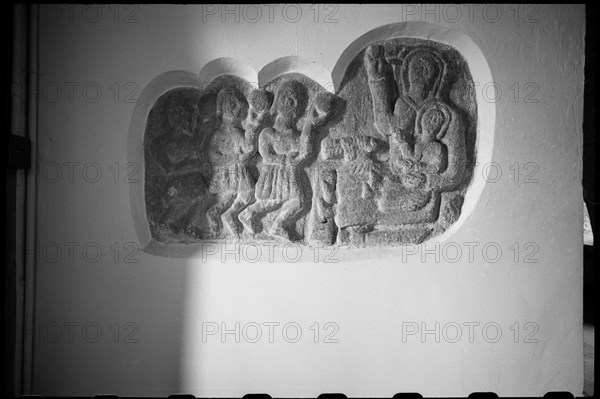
[33,4,584,397]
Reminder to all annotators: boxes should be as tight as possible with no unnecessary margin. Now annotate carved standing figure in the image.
[239,80,329,240]
[318,136,385,246]
[206,87,271,238]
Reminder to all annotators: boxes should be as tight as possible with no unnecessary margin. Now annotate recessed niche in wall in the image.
[128,22,495,256]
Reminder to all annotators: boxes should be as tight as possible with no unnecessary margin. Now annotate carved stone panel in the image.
[314,38,477,247]
[144,74,340,244]
[143,38,476,248]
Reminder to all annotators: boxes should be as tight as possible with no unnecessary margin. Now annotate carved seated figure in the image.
[150,96,201,173]
[149,94,207,235]
[364,44,467,223]
[206,87,270,238]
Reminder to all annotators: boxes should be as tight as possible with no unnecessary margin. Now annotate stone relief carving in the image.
[205,86,271,239]
[239,76,337,241]
[143,38,477,248]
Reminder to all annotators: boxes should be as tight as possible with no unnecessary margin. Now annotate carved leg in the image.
[348,226,367,247]
[239,200,279,234]
[335,225,367,247]
[222,189,255,238]
[269,197,304,240]
[206,193,235,237]
[317,168,337,221]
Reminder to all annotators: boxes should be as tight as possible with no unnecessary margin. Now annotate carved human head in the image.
[421,106,447,141]
[273,80,308,121]
[404,50,443,101]
[164,93,197,137]
[248,89,274,114]
[216,87,249,123]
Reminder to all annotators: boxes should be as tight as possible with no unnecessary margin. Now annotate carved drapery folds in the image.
[144,38,477,248]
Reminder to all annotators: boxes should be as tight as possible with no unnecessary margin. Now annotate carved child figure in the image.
[239,81,331,240]
[206,87,271,238]
[397,106,448,176]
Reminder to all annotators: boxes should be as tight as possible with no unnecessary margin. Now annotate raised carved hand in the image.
[364,44,391,80]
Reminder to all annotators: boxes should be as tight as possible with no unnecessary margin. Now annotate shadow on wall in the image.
[128,21,495,394]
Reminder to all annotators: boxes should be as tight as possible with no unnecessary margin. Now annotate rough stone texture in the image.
[144,38,476,247]
[318,38,477,246]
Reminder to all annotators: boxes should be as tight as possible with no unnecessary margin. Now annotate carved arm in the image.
[425,112,467,191]
[258,128,285,164]
[207,134,240,165]
[365,44,399,137]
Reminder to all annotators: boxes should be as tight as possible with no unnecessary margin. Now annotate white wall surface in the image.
[32,4,584,397]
